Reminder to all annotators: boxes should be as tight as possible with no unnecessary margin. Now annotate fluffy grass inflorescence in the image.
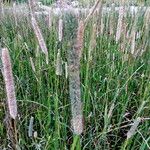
[1,48,17,120]
[1,47,18,149]
[0,1,150,149]
[31,16,49,64]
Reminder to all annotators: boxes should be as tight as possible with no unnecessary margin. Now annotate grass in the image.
[40,0,150,6]
[0,2,150,149]
[3,0,150,6]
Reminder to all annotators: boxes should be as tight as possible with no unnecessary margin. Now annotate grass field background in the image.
[2,0,150,6]
[0,0,150,149]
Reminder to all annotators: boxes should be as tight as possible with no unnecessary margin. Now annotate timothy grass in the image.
[0,2,150,150]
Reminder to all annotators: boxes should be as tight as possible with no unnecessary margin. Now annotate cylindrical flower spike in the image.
[56,49,63,76]
[28,116,34,138]
[31,16,49,64]
[127,117,141,139]
[65,62,68,79]
[65,14,84,135]
[58,18,63,42]
[130,28,136,55]
[116,6,125,43]
[1,48,18,120]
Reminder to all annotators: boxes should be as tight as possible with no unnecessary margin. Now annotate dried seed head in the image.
[65,62,68,79]
[28,116,34,138]
[127,117,141,139]
[1,48,17,119]
[31,16,49,64]
[130,27,136,56]
[30,57,36,72]
[33,131,38,139]
[56,49,62,76]
[116,6,125,43]
[67,16,84,136]
[46,9,52,29]
[35,45,40,57]
[108,103,115,118]
[58,19,63,42]
[109,14,114,36]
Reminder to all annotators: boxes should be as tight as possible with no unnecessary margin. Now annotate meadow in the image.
[0,0,150,149]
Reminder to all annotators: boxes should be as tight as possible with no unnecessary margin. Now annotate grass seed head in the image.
[116,6,125,43]
[130,28,136,56]
[108,103,115,118]
[30,57,36,72]
[58,18,63,42]
[56,49,63,76]
[31,16,49,64]
[65,62,68,79]
[28,116,34,138]
[127,117,141,139]
[1,48,18,120]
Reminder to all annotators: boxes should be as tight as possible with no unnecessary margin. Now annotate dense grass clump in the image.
[0,2,150,149]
